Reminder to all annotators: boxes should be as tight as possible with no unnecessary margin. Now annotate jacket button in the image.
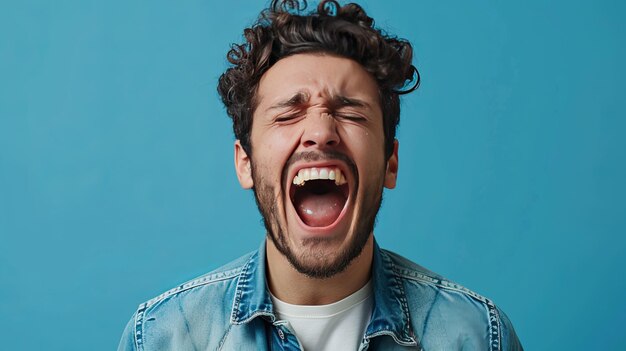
[277,328,285,340]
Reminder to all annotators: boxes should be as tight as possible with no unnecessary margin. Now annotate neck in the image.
[266,235,374,305]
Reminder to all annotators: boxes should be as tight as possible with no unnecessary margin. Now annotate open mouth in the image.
[289,166,350,228]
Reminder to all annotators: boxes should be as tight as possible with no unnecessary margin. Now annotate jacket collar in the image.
[230,240,275,324]
[365,240,418,346]
[230,238,417,346]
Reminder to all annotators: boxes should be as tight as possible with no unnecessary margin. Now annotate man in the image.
[119,1,523,350]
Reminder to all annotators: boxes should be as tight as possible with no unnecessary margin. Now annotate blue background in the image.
[1,0,624,350]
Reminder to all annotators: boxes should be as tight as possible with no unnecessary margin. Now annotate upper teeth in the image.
[292,167,347,186]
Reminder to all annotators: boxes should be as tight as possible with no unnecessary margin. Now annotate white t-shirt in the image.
[271,280,373,351]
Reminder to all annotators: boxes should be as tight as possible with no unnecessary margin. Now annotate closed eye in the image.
[275,112,305,123]
[336,113,367,122]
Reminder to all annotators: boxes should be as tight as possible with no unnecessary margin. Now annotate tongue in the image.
[295,191,345,227]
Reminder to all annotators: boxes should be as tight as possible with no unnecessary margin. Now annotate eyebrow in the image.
[329,95,370,110]
[266,91,371,112]
[266,91,310,111]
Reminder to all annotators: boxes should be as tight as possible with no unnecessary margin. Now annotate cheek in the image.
[251,127,302,175]
[341,126,385,157]
[254,124,303,147]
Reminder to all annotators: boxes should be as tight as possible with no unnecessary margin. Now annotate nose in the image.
[301,113,340,149]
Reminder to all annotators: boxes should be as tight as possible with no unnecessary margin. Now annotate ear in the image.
[234,140,254,189]
[384,139,399,189]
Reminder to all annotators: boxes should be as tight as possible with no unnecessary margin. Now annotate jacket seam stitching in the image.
[217,323,233,351]
[133,310,141,351]
[393,270,491,305]
[134,304,147,351]
[142,269,243,310]
[487,301,502,351]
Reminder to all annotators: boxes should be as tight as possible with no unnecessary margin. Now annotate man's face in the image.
[235,53,398,278]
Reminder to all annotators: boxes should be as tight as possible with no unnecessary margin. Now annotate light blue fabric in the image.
[118,239,522,350]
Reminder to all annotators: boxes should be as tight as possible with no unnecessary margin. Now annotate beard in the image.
[250,150,385,279]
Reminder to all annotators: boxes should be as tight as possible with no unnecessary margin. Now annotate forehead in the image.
[255,53,380,112]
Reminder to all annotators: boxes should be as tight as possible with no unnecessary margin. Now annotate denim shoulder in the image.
[382,249,523,351]
[117,252,254,351]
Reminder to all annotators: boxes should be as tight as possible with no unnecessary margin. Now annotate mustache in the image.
[282,150,358,185]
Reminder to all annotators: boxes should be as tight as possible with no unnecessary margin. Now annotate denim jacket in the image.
[118,240,522,350]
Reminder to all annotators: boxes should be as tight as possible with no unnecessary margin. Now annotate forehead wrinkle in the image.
[303,87,374,111]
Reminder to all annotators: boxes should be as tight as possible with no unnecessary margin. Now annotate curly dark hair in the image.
[217,0,419,159]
